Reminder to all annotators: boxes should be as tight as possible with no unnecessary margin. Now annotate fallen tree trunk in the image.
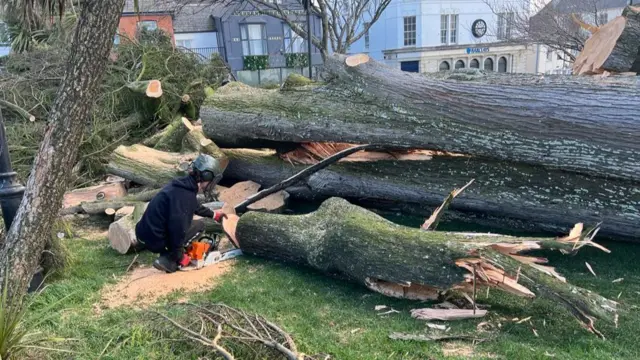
[223,149,640,241]
[574,6,640,75]
[201,55,640,182]
[63,181,127,209]
[235,197,617,337]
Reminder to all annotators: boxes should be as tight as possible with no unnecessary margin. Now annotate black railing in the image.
[178,46,226,61]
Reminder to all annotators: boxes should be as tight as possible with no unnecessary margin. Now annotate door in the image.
[400,60,420,73]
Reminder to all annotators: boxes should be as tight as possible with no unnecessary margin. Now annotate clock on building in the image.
[472,19,487,38]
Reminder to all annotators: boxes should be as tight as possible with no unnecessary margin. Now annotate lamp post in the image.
[0,109,25,230]
[303,0,313,79]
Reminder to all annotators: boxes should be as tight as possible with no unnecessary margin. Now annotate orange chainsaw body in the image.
[185,241,211,261]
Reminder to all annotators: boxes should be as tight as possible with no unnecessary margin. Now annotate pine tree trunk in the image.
[0,0,126,298]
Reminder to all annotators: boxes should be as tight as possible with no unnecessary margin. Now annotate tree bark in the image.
[201,56,640,182]
[574,6,640,74]
[108,203,147,254]
[235,197,617,335]
[222,149,640,242]
[0,0,126,298]
[62,181,127,209]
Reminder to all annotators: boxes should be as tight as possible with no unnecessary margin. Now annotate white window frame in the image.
[137,20,158,31]
[440,14,458,45]
[176,39,193,48]
[403,16,416,47]
[364,22,370,50]
[241,23,268,56]
[283,23,305,53]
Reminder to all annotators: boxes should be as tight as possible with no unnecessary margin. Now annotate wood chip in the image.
[612,278,624,283]
[516,316,532,324]
[377,309,400,316]
[374,305,387,311]
[585,262,597,277]
[426,323,448,331]
[617,291,623,299]
[544,351,556,357]
[350,328,362,334]
[389,332,487,343]
[532,328,539,337]
[410,308,487,321]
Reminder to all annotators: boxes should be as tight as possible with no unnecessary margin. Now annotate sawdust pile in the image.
[100,260,236,309]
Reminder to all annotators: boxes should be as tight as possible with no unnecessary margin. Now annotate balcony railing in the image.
[177,46,226,62]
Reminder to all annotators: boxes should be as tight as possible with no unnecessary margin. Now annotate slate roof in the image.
[550,0,630,13]
[122,0,176,14]
[122,1,238,32]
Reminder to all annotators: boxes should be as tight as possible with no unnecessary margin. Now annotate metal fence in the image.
[178,46,226,62]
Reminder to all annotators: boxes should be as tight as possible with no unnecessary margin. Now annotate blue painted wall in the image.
[216,1,323,73]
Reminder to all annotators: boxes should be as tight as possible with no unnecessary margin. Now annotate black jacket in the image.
[135,175,214,260]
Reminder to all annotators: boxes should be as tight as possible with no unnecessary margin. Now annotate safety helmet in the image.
[191,154,223,184]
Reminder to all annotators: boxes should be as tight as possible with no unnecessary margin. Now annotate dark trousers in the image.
[137,220,205,261]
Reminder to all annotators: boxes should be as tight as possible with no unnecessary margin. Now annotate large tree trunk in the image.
[222,149,640,241]
[0,0,125,298]
[574,6,640,74]
[235,197,617,337]
[201,56,640,182]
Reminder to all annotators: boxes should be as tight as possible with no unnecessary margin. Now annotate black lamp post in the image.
[303,0,313,79]
[0,109,25,230]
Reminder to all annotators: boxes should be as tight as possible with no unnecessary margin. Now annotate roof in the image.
[173,3,237,32]
[549,0,629,13]
[122,0,176,14]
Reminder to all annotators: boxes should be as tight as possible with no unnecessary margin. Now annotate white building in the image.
[525,0,629,74]
[349,0,542,73]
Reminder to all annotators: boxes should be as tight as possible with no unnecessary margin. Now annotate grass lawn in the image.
[27,217,640,360]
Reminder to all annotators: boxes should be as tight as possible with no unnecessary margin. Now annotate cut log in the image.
[202,55,640,182]
[108,203,147,254]
[181,118,229,171]
[218,180,288,215]
[223,149,640,242]
[63,182,127,209]
[574,6,640,74]
[80,189,161,215]
[114,206,135,221]
[234,197,617,336]
[127,79,163,98]
[154,116,190,152]
[106,144,196,186]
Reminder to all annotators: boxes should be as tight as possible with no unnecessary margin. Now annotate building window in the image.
[241,24,267,56]
[497,13,513,40]
[137,20,158,31]
[450,15,458,44]
[439,61,450,71]
[455,60,465,69]
[546,47,553,61]
[598,12,608,25]
[364,22,370,50]
[283,23,304,53]
[470,59,480,68]
[441,15,458,44]
[440,15,448,44]
[484,58,494,71]
[176,39,192,48]
[404,16,416,46]
[498,56,507,72]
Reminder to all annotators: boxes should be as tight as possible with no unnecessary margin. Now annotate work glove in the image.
[178,254,191,267]
[213,210,227,222]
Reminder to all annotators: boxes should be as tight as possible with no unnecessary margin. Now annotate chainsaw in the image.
[179,234,243,271]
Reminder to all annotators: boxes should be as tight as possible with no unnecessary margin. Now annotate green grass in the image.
[26,223,640,360]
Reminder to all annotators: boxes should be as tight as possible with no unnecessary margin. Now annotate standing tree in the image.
[483,0,613,63]
[244,0,391,57]
[0,0,125,298]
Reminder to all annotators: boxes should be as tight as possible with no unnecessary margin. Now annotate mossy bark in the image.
[154,116,190,151]
[201,55,640,182]
[236,197,616,332]
[106,144,195,186]
[223,149,640,241]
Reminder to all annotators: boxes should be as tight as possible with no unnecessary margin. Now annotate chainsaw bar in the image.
[179,249,243,271]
